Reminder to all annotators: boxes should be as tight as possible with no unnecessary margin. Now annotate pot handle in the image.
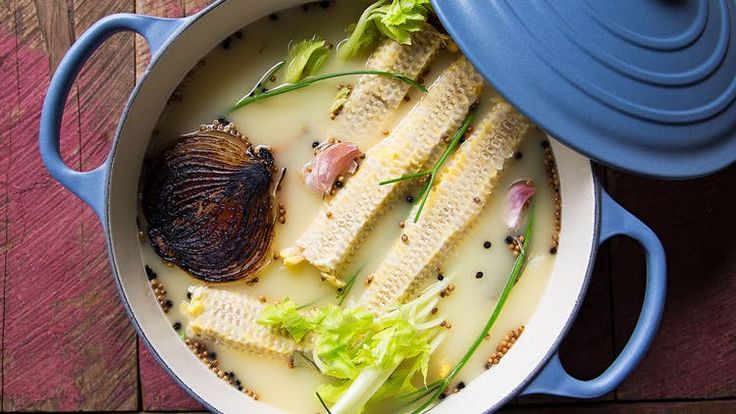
[39,14,187,221]
[520,189,666,398]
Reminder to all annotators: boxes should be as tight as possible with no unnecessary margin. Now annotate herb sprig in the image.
[380,109,477,223]
[408,202,535,413]
[231,69,426,112]
[338,0,432,60]
[336,267,362,306]
[316,392,334,414]
[284,36,330,83]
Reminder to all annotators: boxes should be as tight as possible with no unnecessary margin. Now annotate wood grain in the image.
[134,0,183,79]
[606,165,736,400]
[139,339,203,411]
[183,0,212,15]
[3,0,137,410]
[73,0,139,409]
[0,0,18,402]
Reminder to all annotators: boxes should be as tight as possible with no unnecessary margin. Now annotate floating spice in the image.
[542,140,561,253]
[184,338,259,399]
[486,326,524,368]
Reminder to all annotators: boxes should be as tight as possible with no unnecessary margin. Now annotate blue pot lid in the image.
[432,0,736,178]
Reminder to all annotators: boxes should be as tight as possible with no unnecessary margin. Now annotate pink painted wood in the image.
[0,0,17,401]
[2,0,137,410]
[1,0,734,412]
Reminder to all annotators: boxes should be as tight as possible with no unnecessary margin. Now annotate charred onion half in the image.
[143,121,275,283]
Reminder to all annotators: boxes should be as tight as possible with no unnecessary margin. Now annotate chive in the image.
[316,391,333,414]
[231,70,427,111]
[410,202,535,414]
[380,109,477,223]
[397,379,444,400]
[238,60,285,102]
[337,267,363,306]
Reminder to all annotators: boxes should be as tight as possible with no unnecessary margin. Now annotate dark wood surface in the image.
[1,0,734,412]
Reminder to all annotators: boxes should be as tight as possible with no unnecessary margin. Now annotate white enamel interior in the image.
[105,1,598,412]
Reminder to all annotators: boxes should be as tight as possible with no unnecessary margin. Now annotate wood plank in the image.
[30,0,79,166]
[3,0,137,410]
[139,339,203,411]
[606,164,736,400]
[73,0,139,410]
[4,0,82,409]
[134,1,209,410]
[183,0,212,15]
[501,400,736,413]
[0,0,19,403]
[134,0,183,79]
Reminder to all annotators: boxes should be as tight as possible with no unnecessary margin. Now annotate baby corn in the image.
[355,102,531,311]
[181,286,302,359]
[283,58,484,286]
[328,24,443,145]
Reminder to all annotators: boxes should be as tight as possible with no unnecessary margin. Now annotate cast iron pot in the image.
[39,1,667,412]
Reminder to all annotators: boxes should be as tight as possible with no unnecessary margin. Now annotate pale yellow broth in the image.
[141,2,558,413]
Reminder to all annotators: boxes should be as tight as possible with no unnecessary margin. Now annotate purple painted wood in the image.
[0,0,17,402]
[606,165,736,400]
[2,0,137,410]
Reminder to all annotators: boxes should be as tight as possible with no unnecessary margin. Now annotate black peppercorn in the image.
[173,322,182,331]
[483,241,492,249]
[312,141,319,148]
[475,271,483,279]
[505,236,514,244]
[144,265,157,280]
[437,274,444,281]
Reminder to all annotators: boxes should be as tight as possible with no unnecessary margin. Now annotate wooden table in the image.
[1,1,734,412]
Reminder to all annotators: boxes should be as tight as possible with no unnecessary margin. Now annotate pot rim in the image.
[101,1,602,412]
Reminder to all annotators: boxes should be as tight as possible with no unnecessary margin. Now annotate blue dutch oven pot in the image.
[37,0,733,412]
